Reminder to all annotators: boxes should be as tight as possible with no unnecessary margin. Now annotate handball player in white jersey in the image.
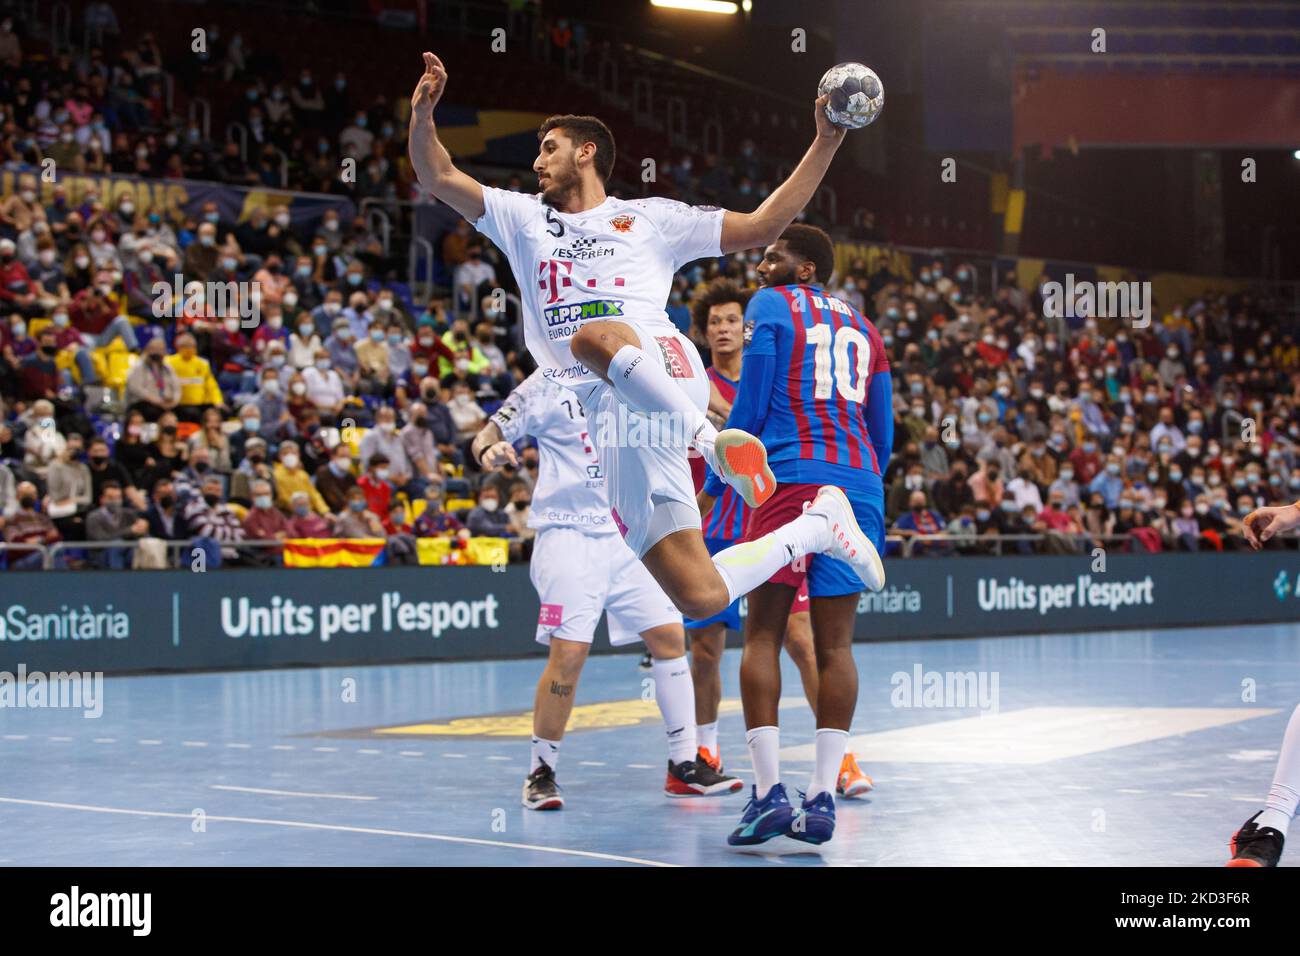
[409,53,885,634]
[472,371,742,809]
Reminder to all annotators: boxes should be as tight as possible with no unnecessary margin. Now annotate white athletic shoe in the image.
[696,427,776,509]
[804,485,885,592]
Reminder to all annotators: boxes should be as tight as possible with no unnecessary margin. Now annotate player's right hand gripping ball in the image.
[818,62,884,130]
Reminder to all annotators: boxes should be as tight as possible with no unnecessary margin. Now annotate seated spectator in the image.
[46,432,93,539]
[335,486,386,538]
[113,413,155,486]
[314,444,356,513]
[447,380,486,443]
[466,485,514,538]
[165,332,224,422]
[359,405,417,493]
[145,477,194,541]
[891,490,947,556]
[182,474,246,564]
[3,480,60,569]
[272,440,328,515]
[287,490,333,537]
[400,401,441,490]
[1036,493,1085,554]
[300,348,345,423]
[85,481,149,569]
[188,406,233,473]
[229,435,274,506]
[126,336,182,420]
[357,453,394,530]
[412,482,465,538]
[241,478,291,559]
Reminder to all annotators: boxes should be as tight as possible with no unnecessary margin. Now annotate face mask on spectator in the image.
[199,235,215,247]
[480,497,499,512]
[203,492,221,506]
[331,458,350,476]
[349,498,366,512]
[347,273,362,286]
[294,503,310,517]
[254,494,272,509]
[1060,469,1074,481]
[74,255,90,269]
[291,381,306,395]
[374,467,390,483]
[282,453,300,469]
[323,301,341,315]
[412,362,429,378]
[38,249,55,266]
[369,329,385,342]
[315,359,330,372]
[224,318,240,333]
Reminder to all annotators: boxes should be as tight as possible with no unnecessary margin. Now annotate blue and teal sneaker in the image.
[789,790,836,845]
[727,783,796,846]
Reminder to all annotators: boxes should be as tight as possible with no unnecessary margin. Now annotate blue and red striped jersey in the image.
[705,284,893,499]
[697,367,749,542]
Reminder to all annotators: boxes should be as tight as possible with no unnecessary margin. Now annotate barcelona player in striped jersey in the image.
[688,278,874,799]
[706,225,891,847]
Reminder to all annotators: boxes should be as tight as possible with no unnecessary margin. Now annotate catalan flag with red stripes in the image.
[283,538,387,568]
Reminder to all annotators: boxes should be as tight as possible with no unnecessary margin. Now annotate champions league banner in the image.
[0,165,355,233]
[0,554,1297,675]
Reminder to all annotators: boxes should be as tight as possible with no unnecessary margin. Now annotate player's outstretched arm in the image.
[718,93,846,254]
[408,52,485,222]
[470,420,517,470]
[1243,501,1300,550]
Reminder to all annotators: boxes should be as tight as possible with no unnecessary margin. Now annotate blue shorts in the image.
[746,483,886,599]
[684,537,742,631]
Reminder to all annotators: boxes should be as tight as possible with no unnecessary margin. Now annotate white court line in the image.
[626,763,653,769]
[92,738,116,744]
[398,751,424,758]
[138,739,162,746]
[358,749,382,755]
[182,741,208,748]
[271,745,295,751]
[578,761,606,767]
[312,747,339,753]
[3,735,29,740]
[225,743,252,750]
[47,736,71,742]
[1231,796,1264,803]
[0,796,674,867]
[441,753,466,759]
[1116,788,1147,794]
[210,785,376,802]
[1171,792,1209,799]
[486,756,511,762]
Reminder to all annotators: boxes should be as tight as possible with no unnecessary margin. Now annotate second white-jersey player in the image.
[471,371,742,809]
[409,51,885,651]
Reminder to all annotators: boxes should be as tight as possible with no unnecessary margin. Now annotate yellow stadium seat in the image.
[227,502,248,521]
[28,317,50,337]
[346,427,367,458]
[104,351,137,392]
[408,498,427,521]
[445,497,477,512]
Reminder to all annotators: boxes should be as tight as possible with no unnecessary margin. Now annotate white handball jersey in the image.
[474,188,725,386]
[490,370,615,535]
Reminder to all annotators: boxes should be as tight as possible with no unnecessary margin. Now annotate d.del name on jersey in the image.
[474,188,725,386]
[489,370,613,533]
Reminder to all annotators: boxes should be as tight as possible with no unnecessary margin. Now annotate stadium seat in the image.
[408,498,427,521]
[446,497,477,512]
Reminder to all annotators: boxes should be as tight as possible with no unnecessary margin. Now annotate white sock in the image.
[1258,703,1300,834]
[652,655,698,763]
[747,725,780,795]
[607,344,706,446]
[530,735,561,774]
[697,721,719,753]
[712,512,826,604]
[810,728,849,799]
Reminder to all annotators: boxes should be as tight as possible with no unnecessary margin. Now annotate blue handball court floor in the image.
[1,623,1298,867]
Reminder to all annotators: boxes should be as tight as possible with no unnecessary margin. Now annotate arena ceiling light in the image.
[650,0,740,14]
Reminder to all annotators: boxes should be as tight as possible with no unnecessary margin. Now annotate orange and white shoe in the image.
[697,745,724,773]
[664,757,744,797]
[708,428,776,508]
[836,752,874,798]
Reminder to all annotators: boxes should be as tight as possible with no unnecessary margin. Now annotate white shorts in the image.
[530,526,682,647]
[576,322,710,559]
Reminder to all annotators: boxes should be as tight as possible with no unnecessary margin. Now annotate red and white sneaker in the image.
[805,485,885,592]
[697,745,723,773]
[664,757,743,797]
[836,752,874,799]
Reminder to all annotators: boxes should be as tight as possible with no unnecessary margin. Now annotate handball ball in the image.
[818,62,884,130]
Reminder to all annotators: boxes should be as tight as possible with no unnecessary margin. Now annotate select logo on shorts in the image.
[538,603,564,627]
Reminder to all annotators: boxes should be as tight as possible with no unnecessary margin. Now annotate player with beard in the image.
[408,55,883,713]
[704,226,891,847]
[687,277,874,799]
[1226,499,1300,865]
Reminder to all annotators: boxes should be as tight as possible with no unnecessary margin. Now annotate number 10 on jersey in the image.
[806,323,871,403]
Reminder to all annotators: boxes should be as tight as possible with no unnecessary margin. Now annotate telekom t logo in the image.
[537,259,625,304]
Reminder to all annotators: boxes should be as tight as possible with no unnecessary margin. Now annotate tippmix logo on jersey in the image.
[609,214,636,233]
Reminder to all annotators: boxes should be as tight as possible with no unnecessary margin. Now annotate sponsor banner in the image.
[0,166,354,233]
[0,554,1296,674]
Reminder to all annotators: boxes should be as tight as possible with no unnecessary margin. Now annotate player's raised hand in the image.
[411,52,447,119]
[480,440,518,470]
[1242,502,1300,550]
[813,93,847,143]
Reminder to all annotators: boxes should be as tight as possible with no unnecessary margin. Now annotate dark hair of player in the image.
[779,223,835,286]
[537,115,616,183]
[690,277,752,338]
